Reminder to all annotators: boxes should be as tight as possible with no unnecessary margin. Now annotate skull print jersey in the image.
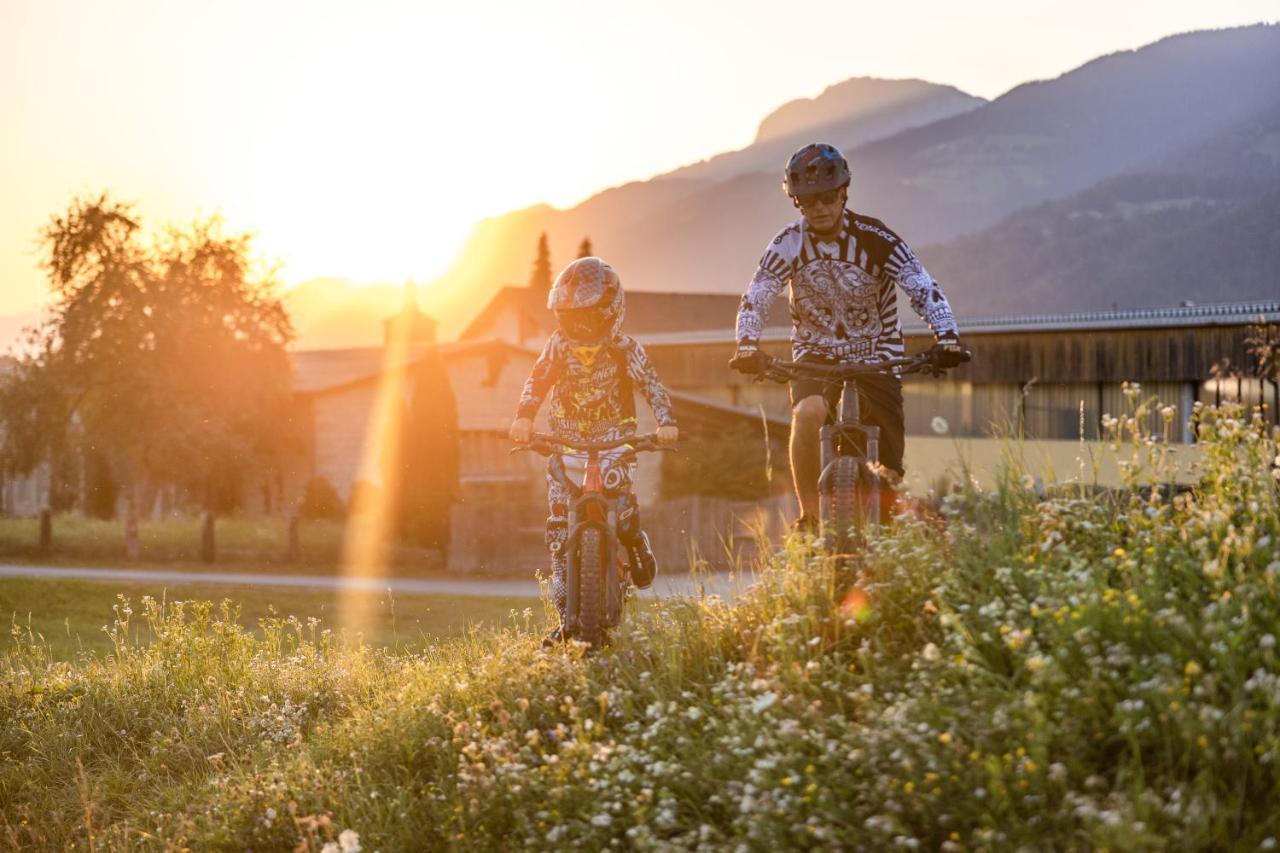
[735,210,958,362]
[516,332,677,442]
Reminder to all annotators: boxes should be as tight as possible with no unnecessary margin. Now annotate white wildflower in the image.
[591,814,613,827]
[338,829,361,853]
[1202,559,1223,579]
[685,706,703,722]
[921,643,940,662]
[1263,634,1276,650]
[751,692,777,713]
[322,844,340,853]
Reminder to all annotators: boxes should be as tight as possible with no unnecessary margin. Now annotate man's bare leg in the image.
[790,396,828,520]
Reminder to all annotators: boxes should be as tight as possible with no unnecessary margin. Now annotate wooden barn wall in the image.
[643,326,1258,389]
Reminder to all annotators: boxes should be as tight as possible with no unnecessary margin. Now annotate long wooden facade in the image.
[637,302,1280,441]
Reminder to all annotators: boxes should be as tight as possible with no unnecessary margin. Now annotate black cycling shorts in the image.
[789,362,905,476]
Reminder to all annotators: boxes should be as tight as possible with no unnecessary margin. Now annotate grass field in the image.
[1,576,540,660]
[0,515,452,576]
[1,397,1277,849]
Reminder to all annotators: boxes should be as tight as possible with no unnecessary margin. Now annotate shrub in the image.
[298,476,344,520]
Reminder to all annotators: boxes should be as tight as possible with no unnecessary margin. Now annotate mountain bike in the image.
[757,351,969,552]
[513,432,672,648]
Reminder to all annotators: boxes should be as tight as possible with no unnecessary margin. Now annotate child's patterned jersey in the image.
[735,209,958,362]
[517,332,676,442]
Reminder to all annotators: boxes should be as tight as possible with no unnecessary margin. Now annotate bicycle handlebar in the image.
[757,350,969,383]
[510,432,675,457]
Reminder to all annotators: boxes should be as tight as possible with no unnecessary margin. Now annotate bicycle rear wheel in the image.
[577,526,606,647]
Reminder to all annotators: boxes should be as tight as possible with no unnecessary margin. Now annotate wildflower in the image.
[1184,661,1202,678]
[1262,634,1276,650]
[1202,559,1223,579]
[938,732,952,745]
[921,643,940,662]
[1048,762,1068,782]
[751,693,778,713]
[338,829,361,853]
[591,814,613,827]
[1025,655,1049,674]
[685,706,703,722]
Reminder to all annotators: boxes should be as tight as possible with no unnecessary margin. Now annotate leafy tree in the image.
[529,232,552,291]
[577,237,593,259]
[299,476,344,520]
[0,193,295,557]
[1245,322,1280,424]
[394,349,460,553]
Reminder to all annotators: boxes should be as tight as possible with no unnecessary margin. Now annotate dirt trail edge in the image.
[0,564,755,601]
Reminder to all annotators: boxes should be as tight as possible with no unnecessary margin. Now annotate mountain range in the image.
[290,23,1280,347]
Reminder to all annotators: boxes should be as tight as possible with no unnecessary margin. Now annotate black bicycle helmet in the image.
[783,143,851,198]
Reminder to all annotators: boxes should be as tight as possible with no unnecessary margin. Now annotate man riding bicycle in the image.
[729,143,966,529]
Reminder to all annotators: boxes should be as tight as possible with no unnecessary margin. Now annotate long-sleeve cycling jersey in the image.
[735,209,958,362]
[516,331,676,442]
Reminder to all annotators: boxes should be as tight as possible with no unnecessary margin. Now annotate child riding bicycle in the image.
[509,256,678,645]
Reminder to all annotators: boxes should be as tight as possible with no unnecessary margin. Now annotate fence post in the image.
[201,512,215,564]
[287,515,301,563]
[38,508,52,552]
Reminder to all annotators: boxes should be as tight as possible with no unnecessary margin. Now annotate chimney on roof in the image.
[383,280,437,347]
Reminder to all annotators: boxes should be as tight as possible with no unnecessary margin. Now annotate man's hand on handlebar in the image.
[509,417,534,444]
[729,342,771,375]
[656,424,679,446]
[926,335,970,370]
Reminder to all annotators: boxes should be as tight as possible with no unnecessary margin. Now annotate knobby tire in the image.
[577,526,605,648]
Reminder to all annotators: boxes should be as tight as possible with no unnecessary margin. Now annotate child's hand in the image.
[510,417,534,444]
[656,425,679,446]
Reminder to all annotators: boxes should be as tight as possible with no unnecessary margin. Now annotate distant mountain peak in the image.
[755,76,983,144]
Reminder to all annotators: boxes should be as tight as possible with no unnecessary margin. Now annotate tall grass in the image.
[1,395,1278,850]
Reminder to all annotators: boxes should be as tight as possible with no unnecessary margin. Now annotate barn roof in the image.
[459,286,786,341]
[631,300,1280,346]
[292,339,530,394]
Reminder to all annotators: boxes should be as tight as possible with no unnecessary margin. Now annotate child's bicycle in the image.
[756,350,969,552]
[512,432,673,648]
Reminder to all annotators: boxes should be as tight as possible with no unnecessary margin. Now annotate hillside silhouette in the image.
[282,24,1280,346]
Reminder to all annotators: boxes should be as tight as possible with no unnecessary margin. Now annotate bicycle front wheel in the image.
[577,526,606,648]
[823,456,877,553]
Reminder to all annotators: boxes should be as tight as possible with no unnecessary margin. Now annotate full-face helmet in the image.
[547,256,624,343]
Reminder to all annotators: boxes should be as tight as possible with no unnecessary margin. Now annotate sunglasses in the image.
[794,188,844,208]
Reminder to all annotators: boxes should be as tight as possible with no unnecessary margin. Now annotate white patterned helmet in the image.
[547,256,625,343]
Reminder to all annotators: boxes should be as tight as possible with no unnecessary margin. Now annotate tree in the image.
[577,236,593,259]
[394,349,461,553]
[1245,322,1280,424]
[0,193,295,557]
[529,232,552,291]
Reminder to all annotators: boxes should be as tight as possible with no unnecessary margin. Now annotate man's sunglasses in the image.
[794,188,843,208]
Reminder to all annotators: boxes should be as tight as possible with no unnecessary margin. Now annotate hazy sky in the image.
[2,0,1276,315]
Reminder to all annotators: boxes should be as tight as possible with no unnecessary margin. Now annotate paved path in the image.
[0,564,757,601]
